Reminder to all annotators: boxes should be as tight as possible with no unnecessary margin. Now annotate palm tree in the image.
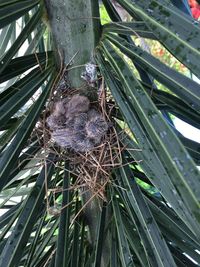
[0,0,200,266]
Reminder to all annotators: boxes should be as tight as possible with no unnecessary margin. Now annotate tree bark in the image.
[44,0,100,88]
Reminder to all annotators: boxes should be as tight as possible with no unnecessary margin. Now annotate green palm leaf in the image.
[0,0,200,266]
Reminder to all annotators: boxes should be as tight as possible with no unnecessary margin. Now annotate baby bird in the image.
[73,113,88,132]
[47,94,108,153]
[65,95,90,118]
[51,128,73,148]
[46,101,67,130]
[47,95,90,130]
[46,114,66,130]
[54,101,66,116]
[86,109,108,144]
[71,132,94,152]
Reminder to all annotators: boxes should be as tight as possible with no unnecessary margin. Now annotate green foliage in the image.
[100,4,110,24]
[0,0,200,267]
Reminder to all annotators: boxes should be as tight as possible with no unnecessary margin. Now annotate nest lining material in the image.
[47,94,108,152]
[45,86,125,203]
[44,66,127,205]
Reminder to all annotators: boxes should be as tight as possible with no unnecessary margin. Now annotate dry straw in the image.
[32,57,138,216]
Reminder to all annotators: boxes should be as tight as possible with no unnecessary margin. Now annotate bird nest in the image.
[46,89,122,203]
[43,66,125,210]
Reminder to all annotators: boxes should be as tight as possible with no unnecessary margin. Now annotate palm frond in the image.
[0,0,200,266]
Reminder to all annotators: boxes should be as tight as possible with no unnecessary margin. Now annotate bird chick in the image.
[71,132,94,152]
[51,128,73,148]
[46,101,67,130]
[47,95,108,152]
[46,114,66,130]
[54,101,66,116]
[73,113,88,132]
[86,109,108,143]
[65,95,90,118]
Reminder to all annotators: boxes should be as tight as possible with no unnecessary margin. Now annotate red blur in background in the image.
[188,0,200,19]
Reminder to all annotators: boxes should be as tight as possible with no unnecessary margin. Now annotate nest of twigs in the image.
[42,66,125,207]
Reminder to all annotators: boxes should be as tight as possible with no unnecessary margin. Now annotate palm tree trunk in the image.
[44,1,109,266]
[44,0,100,88]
